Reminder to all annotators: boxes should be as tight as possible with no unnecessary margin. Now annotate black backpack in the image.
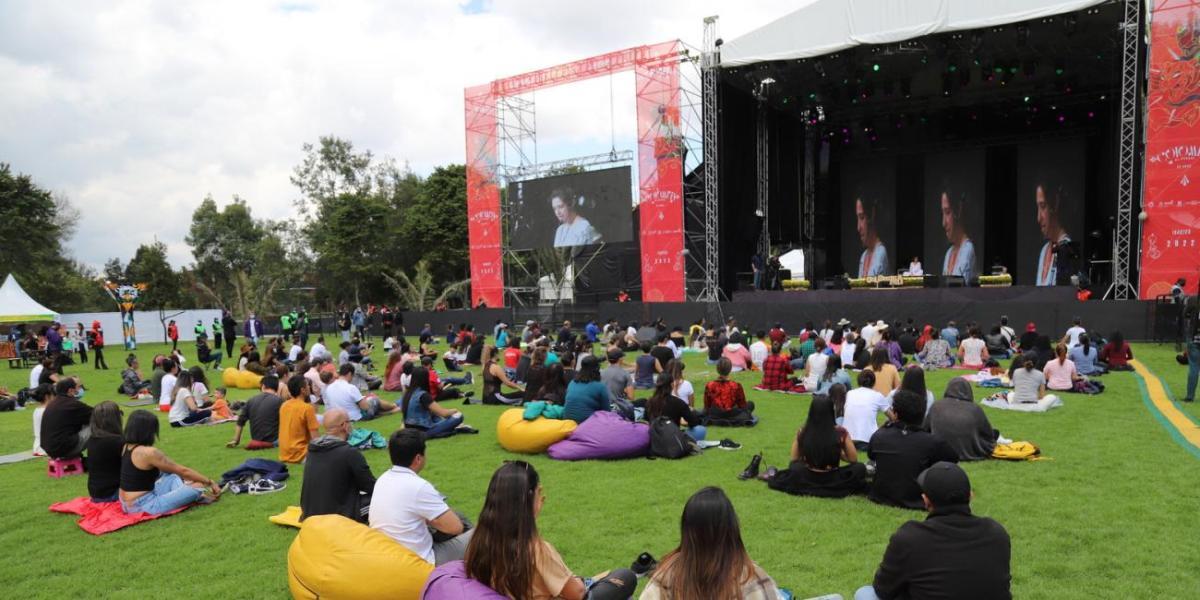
[650,417,695,459]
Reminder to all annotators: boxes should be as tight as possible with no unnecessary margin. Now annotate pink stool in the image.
[47,457,85,478]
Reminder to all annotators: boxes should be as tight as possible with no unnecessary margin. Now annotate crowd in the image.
[14,304,1200,600]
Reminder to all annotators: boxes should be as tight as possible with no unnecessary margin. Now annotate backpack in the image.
[649,417,695,459]
[992,441,1041,461]
[610,397,636,422]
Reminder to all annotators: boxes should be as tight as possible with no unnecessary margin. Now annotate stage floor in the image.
[731,285,1076,304]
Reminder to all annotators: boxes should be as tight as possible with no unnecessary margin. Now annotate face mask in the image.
[75,390,85,400]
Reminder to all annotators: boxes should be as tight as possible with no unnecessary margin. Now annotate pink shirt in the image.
[1042,358,1077,391]
[721,344,752,371]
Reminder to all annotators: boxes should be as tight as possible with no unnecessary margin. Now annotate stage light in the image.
[872,64,880,72]
[947,64,958,72]
[1023,96,1031,103]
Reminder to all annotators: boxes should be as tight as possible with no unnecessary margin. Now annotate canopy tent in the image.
[0,274,59,323]
[720,0,1109,67]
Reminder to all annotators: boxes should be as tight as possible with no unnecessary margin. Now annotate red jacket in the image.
[167,323,178,340]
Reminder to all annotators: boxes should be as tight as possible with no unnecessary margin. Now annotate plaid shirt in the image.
[759,354,793,390]
[704,378,748,412]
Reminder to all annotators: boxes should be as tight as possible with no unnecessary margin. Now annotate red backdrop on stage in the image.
[1141,1,1200,298]
[464,41,685,307]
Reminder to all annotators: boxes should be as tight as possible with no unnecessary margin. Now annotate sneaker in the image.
[463,371,473,385]
[738,452,762,480]
[225,481,250,495]
[1184,397,1195,403]
[718,438,742,451]
[249,479,287,495]
[455,425,480,434]
[631,552,657,577]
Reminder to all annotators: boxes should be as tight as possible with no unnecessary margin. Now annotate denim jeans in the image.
[1186,342,1200,400]
[121,474,202,515]
[688,425,707,441]
[854,585,880,600]
[425,413,465,439]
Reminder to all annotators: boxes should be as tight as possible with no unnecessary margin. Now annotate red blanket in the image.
[49,497,193,535]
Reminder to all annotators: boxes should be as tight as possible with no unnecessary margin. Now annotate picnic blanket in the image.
[981,394,1063,412]
[120,398,157,407]
[50,497,193,535]
[0,451,39,465]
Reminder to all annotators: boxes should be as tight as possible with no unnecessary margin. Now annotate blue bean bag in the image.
[420,560,506,600]
[547,411,650,461]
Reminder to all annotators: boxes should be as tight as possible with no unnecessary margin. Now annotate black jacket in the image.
[222,316,238,341]
[40,395,93,459]
[872,506,1011,600]
[868,423,959,510]
[299,435,375,522]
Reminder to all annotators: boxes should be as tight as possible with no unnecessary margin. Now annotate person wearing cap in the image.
[855,461,1011,600]
[867,390,958,510]
[1017,322,1039,352]
[600,349,633,402]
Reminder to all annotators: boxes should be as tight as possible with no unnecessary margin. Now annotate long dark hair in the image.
[869,347,889,371]
[1079,333,1091,354]
[175,370,193,395]
[538,362,567,399]
[798,395,841,470]
[574,355,601,383]
[653,487,756,600]
[899,366,927,399]
[1109,331,1125,348]
[189,366,207,387]
[401,366,430,419]
[90,401,124,438]
[464,461,542,598]
[827,383,848,419]
[646,372,675,421]
[821,355,842,383]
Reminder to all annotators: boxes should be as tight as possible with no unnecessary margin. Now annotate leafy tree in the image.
[290,136,376,218]
[397,164,469,286]
[185,195,265,316]
[125,241,185,310]
[102,258,126,282]
[305,192,392,306]
[382,260,470,311]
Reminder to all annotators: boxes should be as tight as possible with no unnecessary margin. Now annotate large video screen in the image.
[840,158,896,278]
[923,149,986,280]
[507,166,634,250]
[1016,139,1086,286]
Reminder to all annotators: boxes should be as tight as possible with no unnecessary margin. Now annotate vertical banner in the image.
[635,41,685,302]
[464,86,505,308]
[1141,2,1200,298]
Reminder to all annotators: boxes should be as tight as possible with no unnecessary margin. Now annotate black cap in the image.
[607,349,624,362]
[917,461,971,506]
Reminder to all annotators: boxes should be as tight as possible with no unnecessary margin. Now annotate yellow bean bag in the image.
[496,408,577,454]
[236,370,263,390]
[221,367,240,388]
[288,514,433,600]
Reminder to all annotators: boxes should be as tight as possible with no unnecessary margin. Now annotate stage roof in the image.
[0,274,59,323]
[721,0,1110,67]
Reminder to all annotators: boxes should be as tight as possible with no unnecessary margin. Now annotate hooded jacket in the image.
[925,377,997,461]
[299,435,375,522]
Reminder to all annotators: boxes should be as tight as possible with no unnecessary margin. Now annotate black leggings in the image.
[587,568,636,600]
[93,347,108,369]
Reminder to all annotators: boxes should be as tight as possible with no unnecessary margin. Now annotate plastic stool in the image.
[48,457,85,478]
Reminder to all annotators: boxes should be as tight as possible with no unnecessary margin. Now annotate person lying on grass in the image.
[120,410,221,515]
[461,461,637,600]
[641,486,780,600]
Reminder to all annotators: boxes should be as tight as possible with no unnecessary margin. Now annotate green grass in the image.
[1,341,1198,599]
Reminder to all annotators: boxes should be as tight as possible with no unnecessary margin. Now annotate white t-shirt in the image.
[960,337,987,366]
[843,387,891,443]
[288,344,303,362]
[674,380,695,406]
[159,373,177,409]
[29,365,43,390]
[840,342,858,368]
[861,325,878,348]
[369,466,452,564]
[323,378,364,421]
[383,337,395,352]
[310,342,330,361]
[1064,326,1086,348]
[804,352,829,390]
[749,341,769,368]
[169,386,193,423]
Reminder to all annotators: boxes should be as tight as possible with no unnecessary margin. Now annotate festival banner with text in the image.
[1141,1,1200,298]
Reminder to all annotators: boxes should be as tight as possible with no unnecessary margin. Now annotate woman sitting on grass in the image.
[1099,331,1133,371]
[460,461,636,600]
[119,410,221,515]
[481,345,525,405]
[119,355,151,397]
[562,355,611,424]
[890,366,935,417]
[864,348,900,396]
[168,370,212,427]
[402,366,466,438]
[535,362,568,405]
[1068,334,1106,376]
[668,359,695,407]
[1009,355,1058,405]
[382,350,406,392]
[1043,343,1082,392]
[86,401,124,503]
[521,347,549,403]
[916,328,953,370]
[641,486,780,599]
[762,394,866,498]
[813,354,852,396]
[646,372,706,441]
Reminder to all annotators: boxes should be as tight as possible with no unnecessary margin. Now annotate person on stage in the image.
[855,195,889,277]
[550,188,601,248]
[1034,183,1073,287]
[905,257,923,276]
[939,190,975,280]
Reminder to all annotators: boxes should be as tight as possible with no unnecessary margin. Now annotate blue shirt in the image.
[496,330,509,348]
[940,327,959,349]
[1068,345,1100,375]
[585,322,599,343]
[562,381,611,423]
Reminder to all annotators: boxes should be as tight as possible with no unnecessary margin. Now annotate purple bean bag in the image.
[421,560,506,600]
[547,410,650,461]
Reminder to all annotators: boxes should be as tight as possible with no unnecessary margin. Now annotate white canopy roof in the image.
[721,0,1108,67]
[0,274,59,323]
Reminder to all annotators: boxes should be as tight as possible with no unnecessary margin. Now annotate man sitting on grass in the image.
[703,357,756,423]
[370,429,473,565]
[324,363,399,421]
[227,375,283,449]
[868,390,958,510]
[278,375,319,464]
[300,409,375,523]
[856,462,1011,600]
[40,378,91,459]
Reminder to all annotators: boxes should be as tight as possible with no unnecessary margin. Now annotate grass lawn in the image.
[0,340,1197,599]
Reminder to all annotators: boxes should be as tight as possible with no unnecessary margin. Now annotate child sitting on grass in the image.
[209,387,235,422]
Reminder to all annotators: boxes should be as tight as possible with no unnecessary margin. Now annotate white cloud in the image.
[0,0,783,269]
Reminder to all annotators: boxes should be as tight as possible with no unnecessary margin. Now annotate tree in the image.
[382,260,470,311]
[397,164,469,286]
[290,136,376,218]
[102,258,126,282]
[125,241,185,310]
[305,192,392,306]
[185,196,265,316]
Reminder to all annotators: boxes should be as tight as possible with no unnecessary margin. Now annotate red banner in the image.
[1141,1,1200,298]
[464,41,685,307]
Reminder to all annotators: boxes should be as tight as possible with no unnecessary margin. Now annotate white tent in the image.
[720,0,1107,67]
[0,274,59,323]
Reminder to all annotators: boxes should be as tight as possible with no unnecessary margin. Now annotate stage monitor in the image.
[922,149,986,281]
[1016,138,1086,286]
[840,158,897,278]
[507,166,634,250]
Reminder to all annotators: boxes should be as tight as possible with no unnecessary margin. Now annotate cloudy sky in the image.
[0,0,785,270]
